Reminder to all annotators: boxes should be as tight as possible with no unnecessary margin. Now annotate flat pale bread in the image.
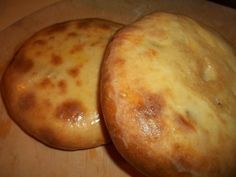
[101,12,236,177]
[2,19,122,150]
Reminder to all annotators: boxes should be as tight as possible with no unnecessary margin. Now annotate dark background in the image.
[209,0,236,9]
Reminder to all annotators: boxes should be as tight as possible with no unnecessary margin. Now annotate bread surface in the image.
[101,12,236,177]
[2,18,122,150]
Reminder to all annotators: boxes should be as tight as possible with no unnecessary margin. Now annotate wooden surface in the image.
[0,0,60,31]
[0,0,236,177]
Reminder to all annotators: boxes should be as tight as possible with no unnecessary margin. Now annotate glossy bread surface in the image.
[101,13,236,176]
[2,19,122,150]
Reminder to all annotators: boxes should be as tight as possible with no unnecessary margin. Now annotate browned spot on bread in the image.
[176,113,196,131]
[33,40,46,45]
[90,38,103,46]
[117,28,143,44]
[218,116,227,126]
[47,23,67,34]
[135,93,165,120]
[67,32,77,37]
[146,48,158,58]
[48,36,55,40]
[12,55,33,73]
[114,58,125,67]
[35,51,42,56]
[67,65,81,78]
[134,92,165,138]
[57,80,67,93]
[76,80,81,86]
[55,100,86,122]
[18,92,36,111]
[151,29,167,39]
[70,43,84,54]
[51,53,62,66]
[39,78,54,88]
[43,99,52,107]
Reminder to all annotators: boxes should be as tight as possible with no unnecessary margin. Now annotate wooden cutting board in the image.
[0,0,236,177]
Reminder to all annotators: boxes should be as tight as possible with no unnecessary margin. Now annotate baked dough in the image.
[2,19,122,150]
[101,12,236,177]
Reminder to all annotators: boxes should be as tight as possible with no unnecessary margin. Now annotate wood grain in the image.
[0,0,235,176]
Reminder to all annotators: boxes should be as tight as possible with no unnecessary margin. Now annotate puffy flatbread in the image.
[101,12,236,177]
[2,18,122,150]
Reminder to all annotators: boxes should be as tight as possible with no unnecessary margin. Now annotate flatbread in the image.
[101,12,236,177]
[2,18,122,150]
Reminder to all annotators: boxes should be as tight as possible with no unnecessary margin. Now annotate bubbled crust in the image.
[2,19,122,150]
[100,13,236,177]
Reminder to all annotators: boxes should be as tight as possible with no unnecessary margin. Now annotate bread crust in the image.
[100,12,236,176]
[2,18,122,150]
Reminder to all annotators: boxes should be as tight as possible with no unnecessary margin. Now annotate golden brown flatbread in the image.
[2,18,122,150]
[101,12,236,177]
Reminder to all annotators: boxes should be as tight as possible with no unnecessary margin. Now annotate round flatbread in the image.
[2,18,122,150]
[101,12,236,176]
